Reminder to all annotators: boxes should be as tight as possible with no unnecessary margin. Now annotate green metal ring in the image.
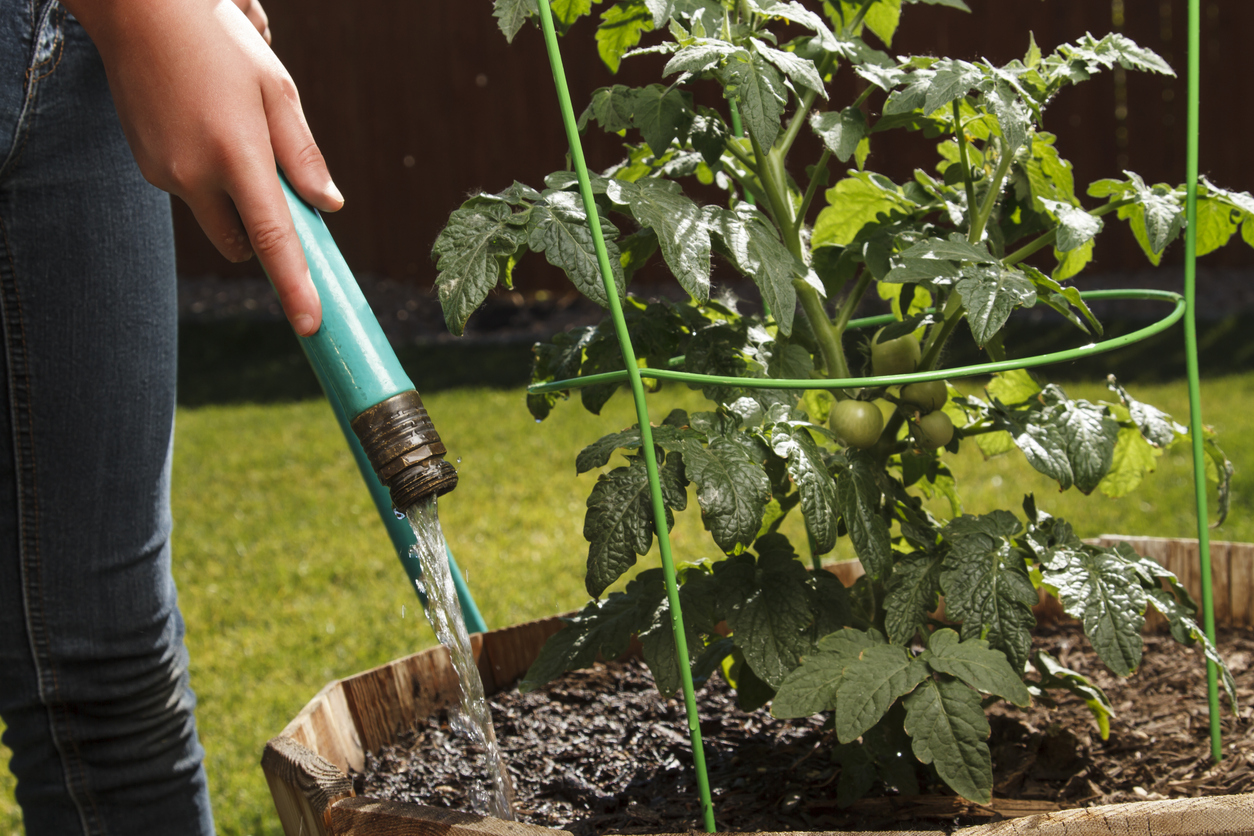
[528,288,1185,395]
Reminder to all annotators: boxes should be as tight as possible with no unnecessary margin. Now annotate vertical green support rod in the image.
[1181,0,1222,762]
[531,4,717,831]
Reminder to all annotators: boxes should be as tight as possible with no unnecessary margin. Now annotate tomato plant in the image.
[434,0,1247,806]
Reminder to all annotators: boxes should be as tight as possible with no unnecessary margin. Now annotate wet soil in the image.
[355,623,1254,834]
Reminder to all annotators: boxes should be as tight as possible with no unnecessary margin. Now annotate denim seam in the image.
[0,2,60,180]
[0,166,99,836]
[26,4,64,85]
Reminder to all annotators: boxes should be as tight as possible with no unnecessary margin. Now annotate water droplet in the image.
[535,419,542,424]
[456,457,463,464]
[393,508,406,520]
[401,605,406,619]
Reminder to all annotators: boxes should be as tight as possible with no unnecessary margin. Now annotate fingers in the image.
[225,158,323,337]
[261,74,344,214]
[185,191,253,264]
[231,0,271,42]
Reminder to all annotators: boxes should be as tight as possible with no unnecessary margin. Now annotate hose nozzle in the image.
[351,390,458,513]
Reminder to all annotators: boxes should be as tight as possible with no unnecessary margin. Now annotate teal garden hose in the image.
[266,176,486,634]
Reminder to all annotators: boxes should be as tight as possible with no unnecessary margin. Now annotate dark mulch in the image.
[355,623,1254,834]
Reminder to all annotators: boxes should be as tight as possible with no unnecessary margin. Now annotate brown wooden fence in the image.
[174,0,1254,291]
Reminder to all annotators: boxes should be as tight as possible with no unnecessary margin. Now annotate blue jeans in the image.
[0,2,214,833]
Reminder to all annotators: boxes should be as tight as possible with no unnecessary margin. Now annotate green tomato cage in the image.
[518,0,1222,830]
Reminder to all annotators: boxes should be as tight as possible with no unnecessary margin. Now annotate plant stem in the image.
[831,266,873,338]
[846,0,878,35]
[754,112,851,384]
[967,137,1015,245]
[795,148,832,236]
[795,279,849,380]
[1001,197,1136,267]
[919,298,964,372]
[723,139,760,175]
[953,100,977,231]
[722,165,770,209]
[1002,228,1058,267]
[872,409,907,467]
[776,52,836,160]
[751,134,795,237]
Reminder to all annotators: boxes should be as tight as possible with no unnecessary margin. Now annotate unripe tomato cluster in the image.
[828,330,955,451]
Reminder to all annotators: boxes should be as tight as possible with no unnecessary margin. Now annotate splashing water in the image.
[406,497,514,819]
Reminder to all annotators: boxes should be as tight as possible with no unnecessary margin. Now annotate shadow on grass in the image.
[178,315,1254,407]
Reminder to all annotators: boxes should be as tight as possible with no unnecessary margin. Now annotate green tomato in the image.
[871,329,921,376]
[915,411,955,450]
[900,380,949,413]
[829,399,884,449]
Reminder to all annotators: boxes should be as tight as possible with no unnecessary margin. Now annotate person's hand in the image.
[63,0,339,336]
[232,0,271,43]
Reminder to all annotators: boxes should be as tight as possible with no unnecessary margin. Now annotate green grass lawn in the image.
[0,369,1250,835]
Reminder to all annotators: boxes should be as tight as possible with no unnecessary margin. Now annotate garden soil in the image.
[356,623,1254,834]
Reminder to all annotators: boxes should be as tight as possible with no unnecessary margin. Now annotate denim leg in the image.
[0,2,214,834]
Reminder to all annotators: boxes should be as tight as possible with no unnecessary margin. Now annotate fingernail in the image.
[293,313,316,336]
[327,182,344,204]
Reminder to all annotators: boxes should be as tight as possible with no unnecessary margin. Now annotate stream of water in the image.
[406,497,514,819]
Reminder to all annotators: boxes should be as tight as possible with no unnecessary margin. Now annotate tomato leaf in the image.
[811,107,868,163]
[940,511,1037,672]
[813,172,917,247]
[904,677,993,803]
[679,436,772,554]
[1032,650,1115,739]
[772,627,884,718]
[493,0,538,43]
[528,191,625,307]
[1039,197,1103,252]
[925,628,1030,706]
[433,201,532,336]
[752,38,827,99]
[884,550,942,644]
[583,453,687,597]
[955,265,1037,347]
[835,645,929,743]
[631,84,694,156]
[597,1,654,73]
[520,570,663,690]
[1040,542,1149,676]
[771,425,840,555]
[711,205,804,336]
[724,547,815,687]
[836,452,893,579]
[614,178,713,301]
[1097,425,1159,498]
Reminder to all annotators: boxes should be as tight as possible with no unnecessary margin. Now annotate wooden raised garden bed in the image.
[261,536,1254,836]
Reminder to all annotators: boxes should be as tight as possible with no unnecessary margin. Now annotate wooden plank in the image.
[280,680,365,774]
[397,645,463,723]
[262,735,354,836]
[342,653,416,753]
[481,615,568,694]
[328,797,571,836]
[1231,542,1254,629]
[954,793,1254,835]
[1211,540,1233,628]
